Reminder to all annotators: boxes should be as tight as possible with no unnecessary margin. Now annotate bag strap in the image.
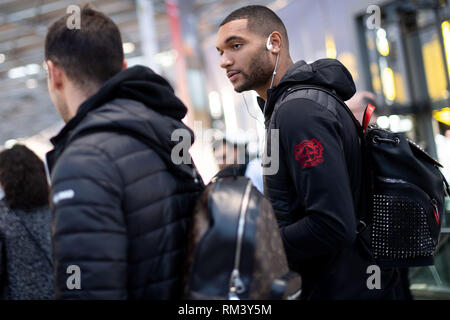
[281,84,365,138]
[213,164,247,181]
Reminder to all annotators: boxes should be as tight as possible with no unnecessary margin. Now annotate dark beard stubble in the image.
[234,50,273,93]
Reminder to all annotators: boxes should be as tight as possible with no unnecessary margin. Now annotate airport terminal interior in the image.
[0,0,449,299]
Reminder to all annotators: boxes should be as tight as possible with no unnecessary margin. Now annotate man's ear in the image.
[122,59,127,70]
[270,31,283,54]
[46,60,64,90]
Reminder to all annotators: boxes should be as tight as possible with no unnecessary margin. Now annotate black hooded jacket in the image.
[260,59,398,299]
[46,66,203,299]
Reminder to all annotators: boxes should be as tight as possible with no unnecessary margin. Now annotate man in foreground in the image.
[45,6,202,299]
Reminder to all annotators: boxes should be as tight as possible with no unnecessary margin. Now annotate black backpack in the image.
[282,85,449,268]
[183,170,302,300]
[359,118,449,267]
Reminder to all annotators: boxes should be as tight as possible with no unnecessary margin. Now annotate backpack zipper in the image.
[228,181,253,300]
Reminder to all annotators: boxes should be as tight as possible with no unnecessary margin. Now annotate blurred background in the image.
[0,0,449,299]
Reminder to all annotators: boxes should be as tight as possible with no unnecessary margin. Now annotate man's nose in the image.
[220,53,233,69]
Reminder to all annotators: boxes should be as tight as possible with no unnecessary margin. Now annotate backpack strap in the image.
[213,164,247,181]
[280,84,364,138]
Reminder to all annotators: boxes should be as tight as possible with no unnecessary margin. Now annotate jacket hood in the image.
[48,66,194,174]
[262,59,356,118]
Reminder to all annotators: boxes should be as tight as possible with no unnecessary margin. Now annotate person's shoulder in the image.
[52,135,119,183]
[60,133,112,161]
[279,85,342,112]
[0,200,10,218]
[0,201,16,232]
[0,199,12,212]
[275,95,337,128]
[29,205,51,216]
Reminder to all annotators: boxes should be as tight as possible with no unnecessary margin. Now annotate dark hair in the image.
[220,5,289,46]
[0,145,49,212]
[45,5,124,90]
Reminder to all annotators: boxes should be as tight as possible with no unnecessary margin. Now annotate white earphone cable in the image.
[242,93,263,125]
[243,34,280,120]
[269,52,280,90]
[263,51,280,115]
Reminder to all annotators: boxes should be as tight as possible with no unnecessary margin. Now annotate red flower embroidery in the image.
[294,138,324,168]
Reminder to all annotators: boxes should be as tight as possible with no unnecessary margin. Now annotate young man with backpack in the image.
[216,5,400,299]
[44,6,202,299]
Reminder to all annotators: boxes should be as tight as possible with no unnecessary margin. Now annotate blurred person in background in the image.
[213,134,263,193]
[213,133,249,173]
[346,91,376,124]
[216,5,399,299]
[0,144,53,300]
[245,157,264,194]
[44,6,202,299]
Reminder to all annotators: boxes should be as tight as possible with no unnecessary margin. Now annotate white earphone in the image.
[262,32,280,115]
[266,34,273,51]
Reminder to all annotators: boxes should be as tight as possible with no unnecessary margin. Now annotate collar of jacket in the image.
[256,60,309,126]
[256,59,356,127]
[49,65,186,148]
[46,65,188,174]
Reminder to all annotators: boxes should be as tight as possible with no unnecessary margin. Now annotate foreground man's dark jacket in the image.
[46,66,203,299]
[260,59,398,300]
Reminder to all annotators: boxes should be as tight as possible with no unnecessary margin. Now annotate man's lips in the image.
[227,71,240,82]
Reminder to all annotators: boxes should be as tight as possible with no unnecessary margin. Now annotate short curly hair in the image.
[0,144,49,211]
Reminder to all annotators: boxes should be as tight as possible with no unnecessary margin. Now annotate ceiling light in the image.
[8,63,41,79]
[8,66,27,79]
[26,64,41,75]
[26,78,38,89]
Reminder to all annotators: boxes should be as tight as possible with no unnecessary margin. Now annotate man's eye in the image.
[233,44,242,50]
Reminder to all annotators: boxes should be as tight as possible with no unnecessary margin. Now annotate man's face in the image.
[216,19,273,93]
